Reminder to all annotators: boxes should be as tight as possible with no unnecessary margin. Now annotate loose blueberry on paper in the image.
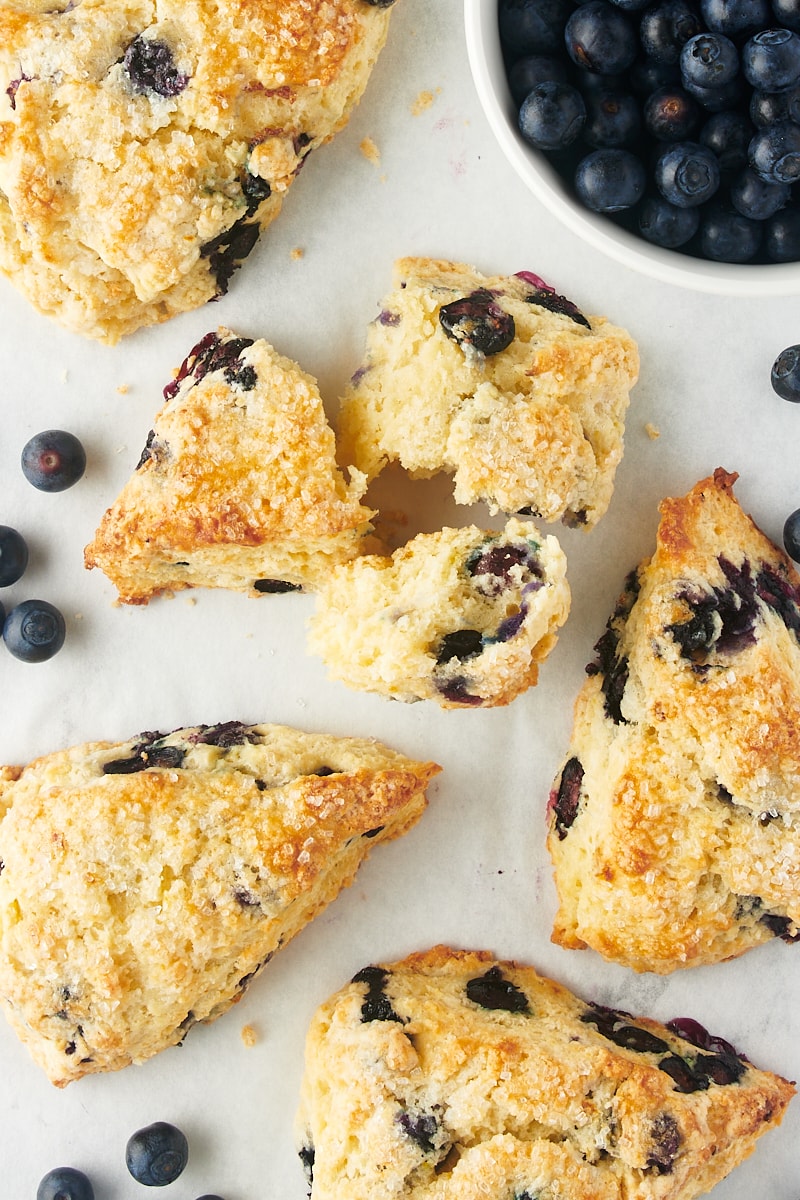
[21,429,86,492]
[37,1167,94,1200]
[3,599,66,662]
[0,525,28,587]
[126,1121,189,1186]
[501,0,800,260]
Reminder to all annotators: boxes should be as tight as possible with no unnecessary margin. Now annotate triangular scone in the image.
[307,517,570,708]
[336,258,639,527]
[84,328,374,603]
[548,469,800,973]
[0,0,397,342]
[0,721,440,1086]
[296,945,793,1200]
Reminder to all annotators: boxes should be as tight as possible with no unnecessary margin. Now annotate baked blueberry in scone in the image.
[336,258,639,528]
[548,469,800,972]
[306,517,570,708]
[0,721,439,1086]
[0,0,397,342]
[296,945,793,1200]
[84,328,374,603]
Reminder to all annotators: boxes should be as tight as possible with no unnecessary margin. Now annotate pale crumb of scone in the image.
[412,88,440,115]
[645,422,661,439]
[291,247,305,260]
[360,136,380,164]
[116,383,130,395]
[241,1024,258,1048]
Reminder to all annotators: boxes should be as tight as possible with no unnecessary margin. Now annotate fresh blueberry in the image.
[701,0,771,34]
[518,81,586,149]
[564,1,639,74]
[682,71,746,110]
[0,525,28,587]
[699,110,754,172]
[680,33,739,88]
[772,0,800,31]
[643,86,701,141]
[574,148,647,210]
[750,85,800,126]
[748,119,800,182]
[21,429,86,492]
[639,195,701,245]
[126,1122,189,1187]
[730,166,790,217]
[700,202,763,258]
[507,54,568,105]
[639,0,704,64]
[583,88,641,147]
[3,599,66,662]
[742,28,800,91]
[772,344,800,400]
[194,1196,226,1200]
[654,141,721,205]
[765,205,800,258]
[784,507,800,560]
[37,1167,94,1200]
[499,0,574,54]
[629,57,682,95]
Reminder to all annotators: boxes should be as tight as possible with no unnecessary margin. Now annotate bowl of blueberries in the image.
[465,0,800,292]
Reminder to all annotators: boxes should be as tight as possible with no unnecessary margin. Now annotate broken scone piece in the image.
[0,720,440,1086]
[336,258,639,527]
[307,517,570,707]
[0,0,398,341]
[296,944,793,1200]
[549,469,800,972]
[84,328,374,603]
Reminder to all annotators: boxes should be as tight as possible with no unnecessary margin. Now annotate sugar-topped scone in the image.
[548,469,800,973]
[84,328,374,603]
[0,0,397,342]
[0,720,440,1086]
[307,517,570,708]
[336,258,639,527]
[296,944,793,1200]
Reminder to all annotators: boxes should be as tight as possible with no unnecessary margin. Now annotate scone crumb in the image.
[291,247,305,260]
[241,1024,259,1048]
[360,136,381,164]
[645,422,661,439]
[412,88,440,115]
[117,383,130,395]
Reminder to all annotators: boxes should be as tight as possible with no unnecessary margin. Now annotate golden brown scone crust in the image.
[0,0,396,342]
[84,327,374,603]
[0,720,440,1086]
[548,469,800,972]
[296,944,794,1200]
[336,258,639,528]
[307,517,570,708]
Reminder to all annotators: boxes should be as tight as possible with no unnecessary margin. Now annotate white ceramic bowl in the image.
[464,0,800,295]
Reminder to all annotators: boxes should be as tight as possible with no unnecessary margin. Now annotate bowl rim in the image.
[464,0,800,296]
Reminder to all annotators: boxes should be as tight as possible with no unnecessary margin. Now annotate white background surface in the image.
[1,2,800,1197]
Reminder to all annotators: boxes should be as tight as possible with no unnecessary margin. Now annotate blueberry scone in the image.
[296,944,793,1200]
[0,0,397,342]
[548,469,800,973]
[84,328,374,603]
[306,517,570,707]
[336,258,639,528]
[0,720,440,1086]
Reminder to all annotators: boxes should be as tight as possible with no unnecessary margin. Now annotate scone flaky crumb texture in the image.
[549,468,800,973]
[337,257,639,527]
[0,720,439,1086]
[297,944,793,1200]
[0,0,396,341]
